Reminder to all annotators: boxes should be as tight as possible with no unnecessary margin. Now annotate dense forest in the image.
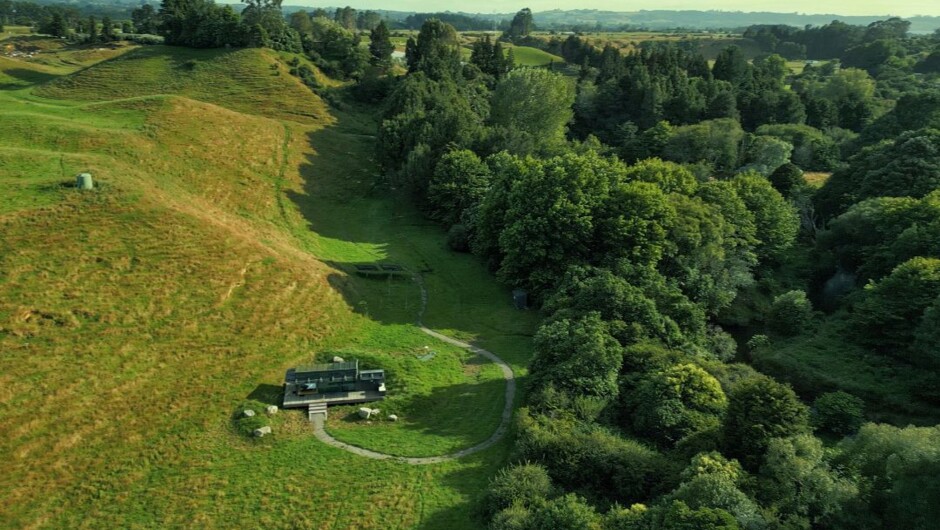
[375,10,940,530]
[19,1,940,527]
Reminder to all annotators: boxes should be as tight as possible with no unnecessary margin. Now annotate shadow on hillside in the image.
[416,455,500,530]
[36,45,247,94]
[286,105,538,341]
[285,111,437,329]
[0,68,59,88]
[330,378,504,445]
[285,106,527,528]
[400,378,506,443]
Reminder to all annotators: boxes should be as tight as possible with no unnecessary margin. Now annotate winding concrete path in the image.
[310,274,517,464]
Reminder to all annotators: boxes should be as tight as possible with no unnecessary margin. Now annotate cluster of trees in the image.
[287,10,370,79]
[154,0,394,81]
[401,12,495,31]
[563,35,881,152]
[745,19,940,98]
[502,8,534,42]
[157,0,304,50]
[377,16,579,202]
[0,0,149,40]
[809,127,940,368]
[302,6,383,31]
[0,0,130,31]
[370,10,940,530]
[744,18,911,61]
[37,12,131,42]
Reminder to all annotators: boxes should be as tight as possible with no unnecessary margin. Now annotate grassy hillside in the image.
[37,45,332,124]
[0,39,537,529]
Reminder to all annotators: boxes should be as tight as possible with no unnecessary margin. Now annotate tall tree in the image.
[288,10,312,35]
[852,257,940,354]
[529,313,623,400]
[406,19,460,80]
[356,10,382,30]
[333,6,356,30]
[87,15,97,41]
[503,7,533,41]
[630,363,728,446]
[101,15,113,40]
[731,172,799,263]
[42,12,67,37]
[131,4,159,34]
[489,68,575,155]
[712,45,751,88]
[758,435,858,528]
[368,20,393,69]
[426,149,490,226]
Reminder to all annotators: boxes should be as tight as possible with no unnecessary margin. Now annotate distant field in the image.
[505,44,564,67]
[383,31,565,68]
[0,38,537,529]
[0,25,32,37]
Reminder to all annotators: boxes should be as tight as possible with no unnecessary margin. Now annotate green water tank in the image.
[76,173,94,190]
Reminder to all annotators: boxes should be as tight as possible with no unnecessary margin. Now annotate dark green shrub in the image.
[480,463,554,519]
[812,391,864,435]
[447,223,470,252]
[724,376,810,468]
[768,290,814,336]
[769,163,806,198]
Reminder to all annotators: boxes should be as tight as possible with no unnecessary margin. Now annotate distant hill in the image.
[280,6,940,33]
[530,9,940,33]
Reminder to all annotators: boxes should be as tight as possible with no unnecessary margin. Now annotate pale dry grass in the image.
[804,171,832,187]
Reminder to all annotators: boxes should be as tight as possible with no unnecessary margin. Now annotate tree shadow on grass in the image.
[324,378,508,461]
[0,67,60,88]
[284,105,534,526]
[397,378,506,445]
[286,118,539,345]
[415,449,510,530]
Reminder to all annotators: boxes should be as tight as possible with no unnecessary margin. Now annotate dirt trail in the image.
[310,274,516,464]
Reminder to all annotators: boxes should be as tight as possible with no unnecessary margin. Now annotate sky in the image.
[295,1,940,18]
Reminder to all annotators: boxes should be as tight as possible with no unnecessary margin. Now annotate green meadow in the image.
[0,34,537,529]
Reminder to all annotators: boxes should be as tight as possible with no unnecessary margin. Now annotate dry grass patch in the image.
[804,171,832,187]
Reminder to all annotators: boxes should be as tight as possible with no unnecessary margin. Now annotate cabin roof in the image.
[293,360,358,374]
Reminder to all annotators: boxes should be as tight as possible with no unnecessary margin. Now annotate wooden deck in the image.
[282,385,386,409]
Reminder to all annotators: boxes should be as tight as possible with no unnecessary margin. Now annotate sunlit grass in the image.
[0,41,535,529]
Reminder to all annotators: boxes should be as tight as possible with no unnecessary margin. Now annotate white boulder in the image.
[243,409,255,418]
[358,407,373,419]
[253,426,272,437]
[332,355,345,363]
[388,414,398,422]
[265,405,278,415]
